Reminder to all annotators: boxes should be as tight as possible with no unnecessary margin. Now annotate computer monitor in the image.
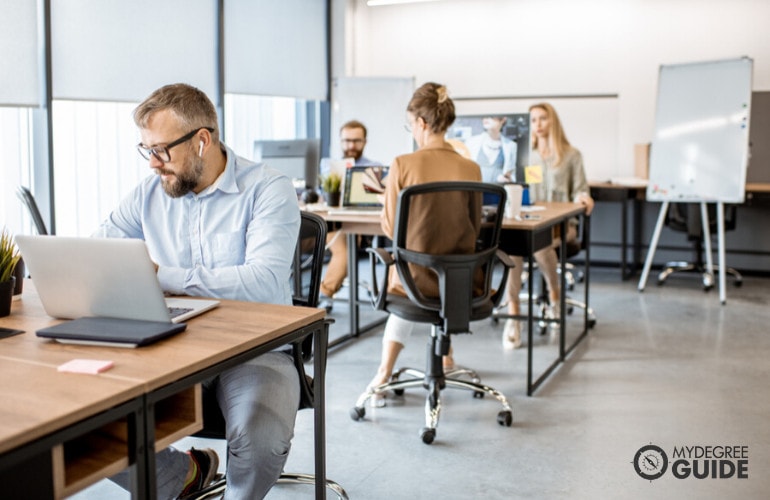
[253,139,320,191]
[447,114,530,183]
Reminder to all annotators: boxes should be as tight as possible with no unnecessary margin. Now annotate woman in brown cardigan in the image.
[365,82,482,406]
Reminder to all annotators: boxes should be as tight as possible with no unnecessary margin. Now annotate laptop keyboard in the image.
[168,306,194,319]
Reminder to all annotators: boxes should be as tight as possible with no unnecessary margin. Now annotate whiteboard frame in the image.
[646,57,753,203]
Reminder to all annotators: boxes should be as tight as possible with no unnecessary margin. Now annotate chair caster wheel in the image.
[588,319,597,328]
[350,406,365,421]
[394,388,405,396]
[420,427,436,444]
[491,316,499,324]
[497,410,513,427]
[473,390,484,399]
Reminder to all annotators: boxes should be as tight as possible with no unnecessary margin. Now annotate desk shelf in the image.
[51,384,202,498]
[154,384,203,451]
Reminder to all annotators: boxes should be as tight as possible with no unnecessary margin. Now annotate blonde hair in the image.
[529,102,571,167]
[407,82,456,134]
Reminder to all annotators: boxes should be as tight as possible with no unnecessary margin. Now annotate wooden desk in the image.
[589,181,645,280]
[588,181,770,281]
[496,202,591,395]
[0,287,327,499]
[322,202,591,396]
[322,211,387,348]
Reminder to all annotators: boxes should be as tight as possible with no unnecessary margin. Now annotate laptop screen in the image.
[343,166,390,207]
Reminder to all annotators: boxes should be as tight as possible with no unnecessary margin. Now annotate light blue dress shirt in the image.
[94,143,300,305]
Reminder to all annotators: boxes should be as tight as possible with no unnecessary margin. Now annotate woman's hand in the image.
[576,192,595,215]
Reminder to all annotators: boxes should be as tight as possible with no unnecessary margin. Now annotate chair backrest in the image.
[16,186,49,235]
[291,211,327,410]
[292,211,327,310]
[391,181,506,334]
[666,202,737,240]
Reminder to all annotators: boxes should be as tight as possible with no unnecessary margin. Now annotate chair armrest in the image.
[491,249,516,307]
[367,247,394,311]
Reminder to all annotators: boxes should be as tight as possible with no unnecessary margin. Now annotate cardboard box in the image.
[634,143,650,179]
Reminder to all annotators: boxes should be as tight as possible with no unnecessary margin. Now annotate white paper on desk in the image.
[520,205,546,212]
[609,177,649,187]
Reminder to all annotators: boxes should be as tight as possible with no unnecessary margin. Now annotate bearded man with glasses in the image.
[96,83,301,499]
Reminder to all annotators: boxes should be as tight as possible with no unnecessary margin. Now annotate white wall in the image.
[343,0,770,179]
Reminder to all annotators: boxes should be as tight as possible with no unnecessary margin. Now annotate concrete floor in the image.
[72,267,770,499]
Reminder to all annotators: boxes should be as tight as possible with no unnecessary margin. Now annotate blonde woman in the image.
[503,103,594,349]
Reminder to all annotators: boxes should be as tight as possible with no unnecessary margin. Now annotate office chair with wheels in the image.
[191,211,348,499]
[16,186,49,235]
[349,182,516,444]
[657,202,742,290]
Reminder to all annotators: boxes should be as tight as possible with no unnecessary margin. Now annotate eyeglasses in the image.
[341,138,364,145]
[136,127,215,162]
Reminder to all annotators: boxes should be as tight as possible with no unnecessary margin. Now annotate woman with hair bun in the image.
[363,82,482,406]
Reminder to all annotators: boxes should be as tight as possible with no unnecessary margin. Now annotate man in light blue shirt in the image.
[98,83,300,499]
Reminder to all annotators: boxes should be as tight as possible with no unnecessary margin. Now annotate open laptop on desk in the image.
[327,166,389,216]
[15,236,220,343]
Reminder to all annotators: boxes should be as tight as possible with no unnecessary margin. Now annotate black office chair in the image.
[349,182,515,444]
[191,211,348,499]
[657,202,742,289]
[16,186,49,235]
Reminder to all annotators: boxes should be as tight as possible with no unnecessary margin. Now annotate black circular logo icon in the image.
[634,444,668,480]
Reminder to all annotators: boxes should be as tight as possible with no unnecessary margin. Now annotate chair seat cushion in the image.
[385,294,496,327]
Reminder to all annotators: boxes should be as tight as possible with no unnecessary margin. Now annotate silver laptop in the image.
[15,235,219,323]
[327,166,389,216]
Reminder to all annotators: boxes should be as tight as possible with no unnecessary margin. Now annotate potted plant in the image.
[321,172,342,207]
[0,228,21,317]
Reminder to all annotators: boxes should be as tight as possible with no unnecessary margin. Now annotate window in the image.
[51,100,145,236]
[0,107,34,235]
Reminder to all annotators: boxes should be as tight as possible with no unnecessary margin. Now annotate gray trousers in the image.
[114,351,300,499]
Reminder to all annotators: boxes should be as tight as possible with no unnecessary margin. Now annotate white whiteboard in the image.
[453,96,619,183]
[647,58,753,203]
[331,77,415,165]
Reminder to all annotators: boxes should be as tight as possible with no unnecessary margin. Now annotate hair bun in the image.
[436,86,449,104]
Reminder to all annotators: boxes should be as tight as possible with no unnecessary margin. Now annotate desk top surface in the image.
[318,201,585,232]
[590,180,770,194]
[0,287,325,455]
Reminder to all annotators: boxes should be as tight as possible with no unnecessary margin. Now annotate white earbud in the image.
[198,141,204,157]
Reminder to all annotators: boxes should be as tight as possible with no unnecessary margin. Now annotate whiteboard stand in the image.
[638,201,728,304]
[638,201,669,292]
[716,201,727,304]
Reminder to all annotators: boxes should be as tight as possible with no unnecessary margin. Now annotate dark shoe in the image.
[178,447,219,499]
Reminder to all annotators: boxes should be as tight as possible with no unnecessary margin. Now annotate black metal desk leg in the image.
[347,233,359,336]
[526,249,534,396]
[314,323,328,500]
[559,220,567,360]
[621,197,629,279]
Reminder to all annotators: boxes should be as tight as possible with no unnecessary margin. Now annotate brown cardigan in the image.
[381,139,483,298]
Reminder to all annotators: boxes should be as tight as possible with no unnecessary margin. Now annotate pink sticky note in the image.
[57,359,114,374]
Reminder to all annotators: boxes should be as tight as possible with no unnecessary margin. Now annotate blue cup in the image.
[521,184,531,206]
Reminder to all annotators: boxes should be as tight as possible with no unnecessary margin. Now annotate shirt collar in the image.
[196,143,239,197]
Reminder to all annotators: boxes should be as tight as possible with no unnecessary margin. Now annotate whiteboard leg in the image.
[717,202,726,304]
[700,202,714,282]
[638,201,669,292]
